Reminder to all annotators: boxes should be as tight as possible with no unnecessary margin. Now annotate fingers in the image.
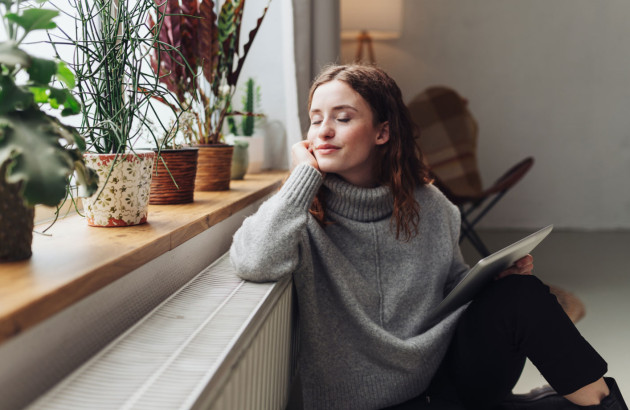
[291,140,320,171]
[495,254,534,280]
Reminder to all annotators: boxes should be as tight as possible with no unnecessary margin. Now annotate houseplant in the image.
[148,112,199,204]
[227,77,265,175]
[0,0,98,261]
[54,0,176,226]
[150,0,271,190]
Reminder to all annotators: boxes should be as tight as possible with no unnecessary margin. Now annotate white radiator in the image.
[27,254,295,410]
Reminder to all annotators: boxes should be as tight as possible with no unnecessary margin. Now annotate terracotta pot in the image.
[149,148,198,204]
[194,144,234,191]
[82,152,155,227]
[0,162,34,261]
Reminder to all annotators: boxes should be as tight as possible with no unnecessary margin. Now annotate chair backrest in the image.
[407,86,483,199]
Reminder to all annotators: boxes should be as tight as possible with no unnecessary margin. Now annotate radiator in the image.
[27,254,295,410]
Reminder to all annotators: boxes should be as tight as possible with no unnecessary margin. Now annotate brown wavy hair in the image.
[308,64,431,241]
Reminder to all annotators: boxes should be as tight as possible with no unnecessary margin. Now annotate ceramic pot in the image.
[0,161,34,261]
[82,152,155,227]
[245,133,265,173]
[194,144,234,191]
[231,138,249,180]
[149,148,198,205]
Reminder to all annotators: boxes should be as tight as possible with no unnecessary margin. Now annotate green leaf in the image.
[49,87,80,116]
[27,56,57,84]
[0,75,34,114]
[56,61,75,88]
[0,41,30,67]
[6,9,58,34]
[0,109,92,206]
[30,86,48,103]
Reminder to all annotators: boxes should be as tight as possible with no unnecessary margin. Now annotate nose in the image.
[317,119,334,139]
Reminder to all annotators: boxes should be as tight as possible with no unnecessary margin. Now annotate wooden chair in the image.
[407,86,534,257]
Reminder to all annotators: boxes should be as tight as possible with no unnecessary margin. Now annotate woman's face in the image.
[307,80,389,187]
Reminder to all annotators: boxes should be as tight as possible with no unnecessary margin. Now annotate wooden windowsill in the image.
[0,170,287,345]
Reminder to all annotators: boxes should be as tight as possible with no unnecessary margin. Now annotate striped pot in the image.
[194,144,234,191]
[149,148,198,205]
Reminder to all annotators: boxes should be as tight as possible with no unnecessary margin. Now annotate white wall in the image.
[235,0,296,170]
[341,0,630,230]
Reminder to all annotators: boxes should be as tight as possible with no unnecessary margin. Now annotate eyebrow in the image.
[310,104,358,114]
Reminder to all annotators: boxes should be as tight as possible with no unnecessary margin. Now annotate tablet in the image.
[424,224,553,328]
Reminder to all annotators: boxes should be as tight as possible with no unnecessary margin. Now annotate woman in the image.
[229,64,626,410]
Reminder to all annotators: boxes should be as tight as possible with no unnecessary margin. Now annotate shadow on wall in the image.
[263,120,289,170]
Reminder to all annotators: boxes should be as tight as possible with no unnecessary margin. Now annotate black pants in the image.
[387,275,608,409]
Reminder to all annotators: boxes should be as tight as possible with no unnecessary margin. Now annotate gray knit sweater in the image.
[230,164,469,410]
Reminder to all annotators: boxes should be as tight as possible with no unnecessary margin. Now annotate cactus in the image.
[241,78,256,136]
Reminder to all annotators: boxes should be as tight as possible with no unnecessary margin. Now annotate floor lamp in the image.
[340,0,403,64]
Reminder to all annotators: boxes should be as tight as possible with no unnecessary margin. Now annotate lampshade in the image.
[340,0,403,40]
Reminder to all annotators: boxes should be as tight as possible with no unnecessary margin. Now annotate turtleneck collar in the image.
[322,174,393,222]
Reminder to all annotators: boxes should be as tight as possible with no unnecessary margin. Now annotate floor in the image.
[460,229,630,400]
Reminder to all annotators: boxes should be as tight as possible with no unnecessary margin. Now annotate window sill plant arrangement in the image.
[53,0,176,226]
[150,0,270,191]
[0,0,98,261]
[227,77,265,177]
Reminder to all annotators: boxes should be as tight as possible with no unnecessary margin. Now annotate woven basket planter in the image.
[194,144,234,191]
[149,148,198,205]
[82,152,155,227]
[0,162,34,262]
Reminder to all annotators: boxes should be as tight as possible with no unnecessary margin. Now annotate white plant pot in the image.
[244,133,265,173]
[82,152,155,227]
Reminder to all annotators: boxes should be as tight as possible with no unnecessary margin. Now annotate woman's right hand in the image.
[291,140,320,171]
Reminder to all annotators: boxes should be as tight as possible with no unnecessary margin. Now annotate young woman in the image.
[229,65,627,410]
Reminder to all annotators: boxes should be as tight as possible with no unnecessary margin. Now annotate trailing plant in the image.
[51,0,178,154]
[149,0,271,145]
[0,0,98,207]
[227,76,262,136]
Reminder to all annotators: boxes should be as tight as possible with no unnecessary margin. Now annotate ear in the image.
[375,122,390,145]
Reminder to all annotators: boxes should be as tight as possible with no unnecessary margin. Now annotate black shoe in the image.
[496,378,627,410]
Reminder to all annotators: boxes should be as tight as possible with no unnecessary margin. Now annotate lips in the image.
[315,144,340,155]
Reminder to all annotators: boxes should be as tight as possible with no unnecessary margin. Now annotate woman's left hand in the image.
[495,254,534,279]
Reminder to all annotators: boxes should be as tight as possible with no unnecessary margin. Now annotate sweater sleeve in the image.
[229,164,323,282]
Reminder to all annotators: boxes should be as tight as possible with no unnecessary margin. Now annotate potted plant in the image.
[148,112,199,204]
[54,0,175,226]
[0,0,98,261]
[226,77,265,176]
[150,0,271,190]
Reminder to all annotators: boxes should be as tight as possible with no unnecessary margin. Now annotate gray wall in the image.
[341,0,630,230]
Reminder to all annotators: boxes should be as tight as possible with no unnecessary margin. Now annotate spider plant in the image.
[149,0,270,145]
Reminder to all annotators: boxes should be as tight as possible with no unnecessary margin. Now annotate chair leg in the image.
[460,213,491,257]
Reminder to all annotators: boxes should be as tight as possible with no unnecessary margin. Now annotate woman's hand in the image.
[292,140,321,172]
[495,254,534,280]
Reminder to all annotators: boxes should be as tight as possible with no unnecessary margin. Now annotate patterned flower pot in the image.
[194,144,234,191]
[82,152,155,227]
[149,148,198,205]
[0,161,34,261]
